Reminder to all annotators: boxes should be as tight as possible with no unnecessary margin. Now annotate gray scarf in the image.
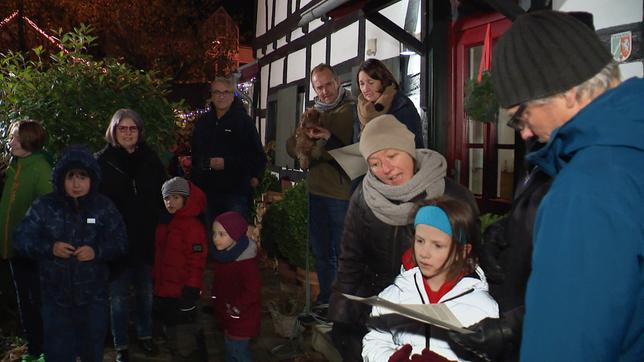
[314,87,353,112]
[362,149,447,225]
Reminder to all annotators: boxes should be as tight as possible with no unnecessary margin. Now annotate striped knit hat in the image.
[491,10,611,108]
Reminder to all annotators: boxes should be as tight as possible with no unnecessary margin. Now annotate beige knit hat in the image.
[359,114,416,160]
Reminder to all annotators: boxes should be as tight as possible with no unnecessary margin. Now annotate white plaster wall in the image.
[330,22,359,65]
[309,38,327,100]
[300,0,314,9]
[266,1,274,31]
[259,117,266,144]
[287,48,307,83]
[275,0,288,26]
[380,0,408,29]
[308,18,324,32]
[554,0,642,30]
[270,58,285,88]
[291,27,305,42]
[365,20,402,60]
[277,36,288,49]
[256,1,267,37]
[260,65,270,110]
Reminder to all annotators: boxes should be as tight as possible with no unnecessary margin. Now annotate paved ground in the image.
[102,258,330,362]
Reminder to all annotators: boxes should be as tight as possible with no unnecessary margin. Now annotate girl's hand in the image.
[74,245,96,261]
[53,242,75,258]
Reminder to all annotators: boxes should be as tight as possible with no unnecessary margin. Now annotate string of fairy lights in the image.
[2,10,258,128]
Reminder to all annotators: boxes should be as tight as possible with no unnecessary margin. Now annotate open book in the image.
[342,293,473,334]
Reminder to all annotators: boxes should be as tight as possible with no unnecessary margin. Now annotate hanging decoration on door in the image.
[464,24,500,123]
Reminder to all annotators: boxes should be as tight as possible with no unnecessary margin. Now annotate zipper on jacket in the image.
[106,160,138,196]
[391,226,399,274]
[413,273,431,349]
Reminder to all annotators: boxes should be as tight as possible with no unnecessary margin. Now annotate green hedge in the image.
[0,25,181,160]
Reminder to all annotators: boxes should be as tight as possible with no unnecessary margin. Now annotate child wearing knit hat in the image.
[153,177,208,360]
[211,211,262,362]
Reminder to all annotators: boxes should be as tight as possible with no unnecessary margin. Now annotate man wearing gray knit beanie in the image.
[489,10,644,362]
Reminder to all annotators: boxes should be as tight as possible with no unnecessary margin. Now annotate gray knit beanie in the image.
[359,114,416,160]
[161,177,190,198]
[491,10,612,108]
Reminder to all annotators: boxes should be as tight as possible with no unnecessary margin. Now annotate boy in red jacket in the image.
[211,211,261,362]
[153,177,208,361]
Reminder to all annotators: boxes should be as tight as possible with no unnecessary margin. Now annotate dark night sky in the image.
[222,0,256,42]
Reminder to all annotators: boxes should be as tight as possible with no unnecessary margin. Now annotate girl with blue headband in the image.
[362,197,498,362]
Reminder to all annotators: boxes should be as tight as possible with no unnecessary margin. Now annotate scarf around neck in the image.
[314,86,352,112]
[212,235,250,263]
[357,84,397,129]
[362,149,447,225]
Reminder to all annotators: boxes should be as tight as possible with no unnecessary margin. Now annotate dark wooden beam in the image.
[364,11,425,54]
[482,0,525,21]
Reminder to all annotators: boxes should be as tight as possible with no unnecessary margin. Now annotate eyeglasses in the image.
[211,90,232,97]
[506,103,527,131]
[117,125,139,133]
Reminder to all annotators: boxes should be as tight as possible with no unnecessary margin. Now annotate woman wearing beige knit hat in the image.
[328,114,478,361]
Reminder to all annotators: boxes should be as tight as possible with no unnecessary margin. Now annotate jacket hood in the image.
[528,77,644,176]
[174,181,206,218]
[52,145,102,196]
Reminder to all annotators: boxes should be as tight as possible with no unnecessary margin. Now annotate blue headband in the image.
[414,205,468,245]
[415,206,452,236]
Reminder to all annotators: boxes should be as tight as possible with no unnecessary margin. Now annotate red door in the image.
[447,13,514,214]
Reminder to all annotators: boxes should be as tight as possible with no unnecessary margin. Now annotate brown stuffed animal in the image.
[294,107,322,170]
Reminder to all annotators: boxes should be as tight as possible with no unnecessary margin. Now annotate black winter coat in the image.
[328,178,477,325]
[488,166,552,312]
[95,143,166,265]
[191,99,266,196]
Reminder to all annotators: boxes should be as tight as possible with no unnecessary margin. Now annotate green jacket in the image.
[287,100,354,200]
[0,152,53,259]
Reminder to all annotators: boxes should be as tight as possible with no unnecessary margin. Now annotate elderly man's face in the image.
[367,148,414,186]
[211,81,235,114]
[311,69,340,104]
[505,96,574,142]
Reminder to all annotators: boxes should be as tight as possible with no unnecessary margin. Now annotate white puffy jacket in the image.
[362,266,498,361]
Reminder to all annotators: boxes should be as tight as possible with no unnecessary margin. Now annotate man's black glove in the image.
[178,286,200,312]
[447,307,524,361]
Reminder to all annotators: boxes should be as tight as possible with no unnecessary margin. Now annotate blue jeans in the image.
[10,258,44,356]
[224,337,252,362]
[308,194,349,304]
[42,298,109,362]
[109,264,154,350]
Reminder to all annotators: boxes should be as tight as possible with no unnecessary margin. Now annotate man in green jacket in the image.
[287,63,354,308]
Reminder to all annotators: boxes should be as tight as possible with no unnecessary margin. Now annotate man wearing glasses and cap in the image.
[468,10,643,361]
